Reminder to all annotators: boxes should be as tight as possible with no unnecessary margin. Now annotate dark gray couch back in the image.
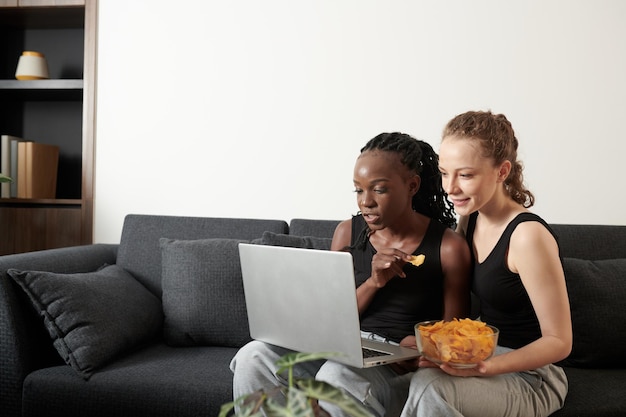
[117,214,288,296]
[114,214,626,304]
[289,219,340,239]
[550,224,626,260]
[291,219,626,260]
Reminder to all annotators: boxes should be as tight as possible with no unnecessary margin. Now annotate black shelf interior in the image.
[0,7,85,200]
[0,7,85,29]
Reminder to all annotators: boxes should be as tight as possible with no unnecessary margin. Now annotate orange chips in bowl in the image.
[415,318,499,368]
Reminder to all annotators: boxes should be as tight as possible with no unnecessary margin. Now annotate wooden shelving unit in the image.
[0,0,96,255]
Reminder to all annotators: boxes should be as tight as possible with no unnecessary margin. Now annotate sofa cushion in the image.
[117,215,289,297]
[260,231,333,250]
[552,367,626,416]
[288,218,340,239]
[7,265,163,380]
[21,343,238,417]
[559,257,626,368]
[160,238,252,347]
[551,224,626,260]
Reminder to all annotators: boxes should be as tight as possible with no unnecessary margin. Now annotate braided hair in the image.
[351,132,456,250]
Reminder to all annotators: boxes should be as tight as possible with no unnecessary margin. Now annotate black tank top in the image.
[350,214,447,343]
[466,212,560,348]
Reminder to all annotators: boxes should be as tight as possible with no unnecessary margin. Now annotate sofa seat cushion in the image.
[7,265,163,380]
[160,238,252,347]
[551,367,626,417]
[559,258,626,368]
[22,343,237,417]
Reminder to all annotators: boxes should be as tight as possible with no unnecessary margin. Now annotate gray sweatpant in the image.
[400,347,568,417]
[230,339,413,417]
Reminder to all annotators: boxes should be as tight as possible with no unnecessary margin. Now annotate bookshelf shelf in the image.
[0,198,82,206]
[0,79,83,88]
[0,79,83,100]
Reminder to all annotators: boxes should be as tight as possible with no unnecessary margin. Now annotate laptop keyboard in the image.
[362,347,392,358]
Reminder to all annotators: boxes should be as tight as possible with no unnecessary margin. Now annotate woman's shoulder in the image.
[440,225,470,255]
[509,212,558,252]
[508,212,553,237]
[511,211,547,225]
[331,217,357,251]
[334,218,352,234]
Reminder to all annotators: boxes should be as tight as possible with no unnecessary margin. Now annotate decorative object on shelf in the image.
[15,51,49,80]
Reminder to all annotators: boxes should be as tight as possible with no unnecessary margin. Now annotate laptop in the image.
[238,243,421,368]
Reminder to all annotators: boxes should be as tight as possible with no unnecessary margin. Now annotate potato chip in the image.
[415,318,498,367]
[408,254,425,267]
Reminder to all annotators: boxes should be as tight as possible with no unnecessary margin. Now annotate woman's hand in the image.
[417,356,440,368]
[438,361,488,377]
[356,248,411,313]
[399,335,417,350]
[389,335,420,374]
[418,359,489,376]
[368,248,412,288]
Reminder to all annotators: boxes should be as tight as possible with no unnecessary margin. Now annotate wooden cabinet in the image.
[0,0,96,255]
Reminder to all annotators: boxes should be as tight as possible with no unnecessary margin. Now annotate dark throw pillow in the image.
[160,238,251,347]
[7,265,163,379]
[559,257,626,368]
[260,231,332,250]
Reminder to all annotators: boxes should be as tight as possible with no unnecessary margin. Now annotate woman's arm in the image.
[331,219,412,314]
[501,222,573,368]
[440,228,472,320]
[330,219,352,251]
[410,227,472,359]
[330,220,379,314]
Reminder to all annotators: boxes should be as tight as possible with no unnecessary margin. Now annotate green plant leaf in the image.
[223,351,373,417]
[218,401,237,417]
[0,173,12,183]
[263,388,315,417]
[295,379,374,417]
[275,352,342,374]
[223,390,272,417]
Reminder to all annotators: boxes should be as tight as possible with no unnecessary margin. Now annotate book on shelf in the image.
[10,137,29,197]
[1,135,9,198]
[17,141,59,199]
[1,134,24,198]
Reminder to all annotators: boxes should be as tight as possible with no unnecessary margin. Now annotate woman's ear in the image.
[497,160,512,183]
[409,175,421,195]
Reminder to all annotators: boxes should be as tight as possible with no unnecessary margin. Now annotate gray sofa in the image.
[1,214,625,417]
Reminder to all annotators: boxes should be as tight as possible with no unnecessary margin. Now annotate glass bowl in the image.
[415,319,499,369]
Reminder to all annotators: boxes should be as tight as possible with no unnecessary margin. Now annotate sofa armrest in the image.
[0,244,118,417]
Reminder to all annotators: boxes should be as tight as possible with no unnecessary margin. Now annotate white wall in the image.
[95,0,626,244]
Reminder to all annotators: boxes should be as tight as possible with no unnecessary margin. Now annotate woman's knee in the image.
[315,361,343,383]
[407,369,456,403]
[231,341,282,372]
[237,340,273,358]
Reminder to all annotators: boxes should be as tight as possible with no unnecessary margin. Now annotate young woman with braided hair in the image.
[230,132,471,417]
[400,111,571,417]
